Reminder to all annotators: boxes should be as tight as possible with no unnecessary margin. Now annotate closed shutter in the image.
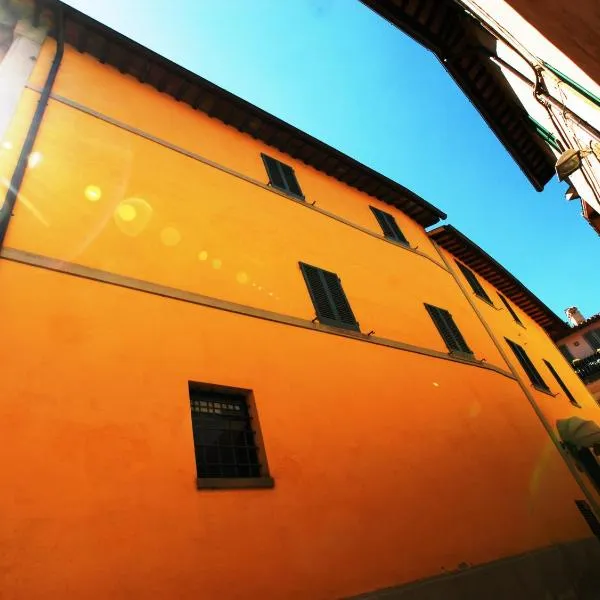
[425,304,472,354]
[299,263,359,331]
[280,162,303,197]
[543,360,579,405]
[506,338,549,391]
[261,153,304,198]
[498,293,523,325]
[457,262,491,303]
[370,206,408,245]
[558,344,575,363]
[583,329,600,350]
[575,500,600,539]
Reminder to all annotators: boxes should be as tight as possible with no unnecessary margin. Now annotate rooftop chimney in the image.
[565,306,586,326]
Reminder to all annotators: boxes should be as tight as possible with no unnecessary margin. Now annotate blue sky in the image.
[65,0,599,319]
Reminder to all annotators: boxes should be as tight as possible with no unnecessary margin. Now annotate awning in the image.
[557,417,600,450]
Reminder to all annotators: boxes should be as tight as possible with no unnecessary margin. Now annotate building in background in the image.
[499,0,600,87]
[557,308,600,403]
[362,0,600,234]
[1,1,600,598]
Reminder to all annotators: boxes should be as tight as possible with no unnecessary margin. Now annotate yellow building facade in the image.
[0,2,599,598]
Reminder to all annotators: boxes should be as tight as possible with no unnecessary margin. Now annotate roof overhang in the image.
[22,0,446,228]
[361,0,556,191]
[429,225,570,339]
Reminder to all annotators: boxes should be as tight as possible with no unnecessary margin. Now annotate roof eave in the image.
[35,0,446,228]
[360,0,555,192]
[428,225,569,339]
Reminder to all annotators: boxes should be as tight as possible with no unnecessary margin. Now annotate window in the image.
[299,262,359,331]
[189,382,273,489]
[543,360,580,406]
[425,304,472,355]
[558,344,575,363]
[370,206,408,245]
[575,500,600,539]
[498,293,523,325]
[261,153,303,198]
[456,262,492,303]
[505,338,549,391]
[584,329,600,351]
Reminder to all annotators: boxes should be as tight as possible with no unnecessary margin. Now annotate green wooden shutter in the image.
[558,344,575,363]
[575,500,600,539]
[506,339,549,391]
[425,304,472,354]
[456,262,491,303]
[370,206,408,245]
[498,293,522,325]
[299,263,359,331]
[543,360,579,405]
[261,154,286,190]
[280,162,303,198]
[583,329,600,350]
[261,154,304,198]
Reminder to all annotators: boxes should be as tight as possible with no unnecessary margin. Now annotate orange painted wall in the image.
[0,260,592,600]
[24,41,443,265]
[1,73,504,364]
[0,39,597,600]
[447,249,600,503]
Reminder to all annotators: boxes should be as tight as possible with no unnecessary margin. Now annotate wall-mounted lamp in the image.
[565,185,580,201]
[556,149,585,181]
[555,143,600,181]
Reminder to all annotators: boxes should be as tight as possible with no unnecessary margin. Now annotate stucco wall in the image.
[0,39,598,600]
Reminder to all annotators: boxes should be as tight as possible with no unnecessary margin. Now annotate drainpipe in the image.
[0,6,64,249]
[432,242,600,518]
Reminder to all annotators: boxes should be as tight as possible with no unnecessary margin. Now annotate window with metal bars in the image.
[584,329,600,350]
[299,262,359,331]
[505,338,549,391]
[498,292,522,325]
[456,262,492,303]
[543,360,580,406]
[575,500,600,539]
[558,344,575,363]
[424,304,472,355]
[261,153,304,198]
[370,206,409,245]
[189,383,273,489]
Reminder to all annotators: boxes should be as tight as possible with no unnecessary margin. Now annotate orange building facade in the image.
[0,2,599,598]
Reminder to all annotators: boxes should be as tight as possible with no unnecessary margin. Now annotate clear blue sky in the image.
[65,0,599,319]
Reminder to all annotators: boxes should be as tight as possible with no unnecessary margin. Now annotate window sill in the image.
[316,317,360,332]
[532,385,553,396]
[450,350,476,362]
[383,235,409,248]
[197,476,275,490]
[475,294,495,308]
[268,183,304,201]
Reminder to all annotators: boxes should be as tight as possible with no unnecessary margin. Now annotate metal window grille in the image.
[189,386,263,479]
